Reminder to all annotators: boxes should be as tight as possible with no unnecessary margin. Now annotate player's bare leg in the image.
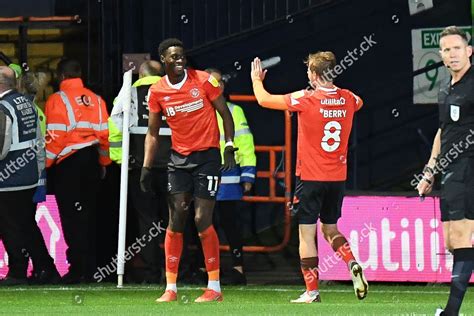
[291,224,321,303]
[321,223,368,300]
[194,197,223,303]
[156,193,192,303]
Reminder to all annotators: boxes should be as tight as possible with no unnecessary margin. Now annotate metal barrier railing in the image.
[219,94,292,252]
[158,0,329,50]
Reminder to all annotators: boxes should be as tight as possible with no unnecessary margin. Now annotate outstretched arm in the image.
[251,57,287,110]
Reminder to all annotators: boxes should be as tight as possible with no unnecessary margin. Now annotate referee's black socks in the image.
[444,248,474,316]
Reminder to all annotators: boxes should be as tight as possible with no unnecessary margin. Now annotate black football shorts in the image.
[167,148,221,200]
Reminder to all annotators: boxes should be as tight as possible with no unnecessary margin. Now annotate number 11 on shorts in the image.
[207,176,219,192]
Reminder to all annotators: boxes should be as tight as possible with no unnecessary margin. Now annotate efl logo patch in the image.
[450,105,460,121]
[290,98,300,106]
[290,90,305,99]
[208,75,219,88]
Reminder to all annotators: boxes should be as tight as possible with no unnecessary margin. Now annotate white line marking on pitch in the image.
[0,286,450,294]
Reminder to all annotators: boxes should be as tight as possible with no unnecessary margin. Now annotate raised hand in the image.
[251,57,267,82]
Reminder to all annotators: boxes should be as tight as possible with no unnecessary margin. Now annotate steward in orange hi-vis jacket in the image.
[45,77,110,167]
[45,58,110,284]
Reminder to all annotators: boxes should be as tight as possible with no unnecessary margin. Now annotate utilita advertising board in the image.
[317,196,473,283]
[0,196,68,277]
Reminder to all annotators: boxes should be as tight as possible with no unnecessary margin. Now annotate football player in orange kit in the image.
[251,52,368,303]
[142,38,236,303]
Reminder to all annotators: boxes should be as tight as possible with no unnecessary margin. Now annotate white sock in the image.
[166,283,177,293]
[207,280,221,293]
[308,290,319,296]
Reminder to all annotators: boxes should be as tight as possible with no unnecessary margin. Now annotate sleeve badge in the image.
[208,75,220,88]
[290,90,305,99]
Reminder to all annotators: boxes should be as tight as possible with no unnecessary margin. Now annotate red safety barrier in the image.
[219,94,292,252]
[28,16,81,23]
[0,17,23,22]
[0,16,81,23]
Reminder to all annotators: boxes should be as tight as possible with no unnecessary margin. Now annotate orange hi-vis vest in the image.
[45,78,111,167]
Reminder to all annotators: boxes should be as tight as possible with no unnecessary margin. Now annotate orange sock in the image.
[336,243,356,264]
[164,229,183,285]
[300,257,319,291]
[301,268,319,291]
[199,225,220,280]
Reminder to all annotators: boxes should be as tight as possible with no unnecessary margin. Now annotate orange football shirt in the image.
[148,69,221,156]
[284,86,363,181]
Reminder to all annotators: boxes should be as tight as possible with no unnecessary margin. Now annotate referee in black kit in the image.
[417,26,474,316]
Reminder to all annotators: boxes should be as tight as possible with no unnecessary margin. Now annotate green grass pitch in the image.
[0,283,472,315]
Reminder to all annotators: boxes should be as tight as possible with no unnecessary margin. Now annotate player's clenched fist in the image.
[221,145,238,172]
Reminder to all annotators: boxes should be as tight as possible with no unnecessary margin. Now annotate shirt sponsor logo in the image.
[190,88,200,98]
[174,99,204,113]
[320,108,347,118]
[321,97,346,105]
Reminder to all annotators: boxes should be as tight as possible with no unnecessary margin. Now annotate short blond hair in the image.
[305,51,337,80]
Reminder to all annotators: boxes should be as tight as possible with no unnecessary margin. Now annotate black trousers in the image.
[128,167,167,280]
[29,208,57,274]
[53,146,99,278]
[215,200,244,267]
[0,188,55,278]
